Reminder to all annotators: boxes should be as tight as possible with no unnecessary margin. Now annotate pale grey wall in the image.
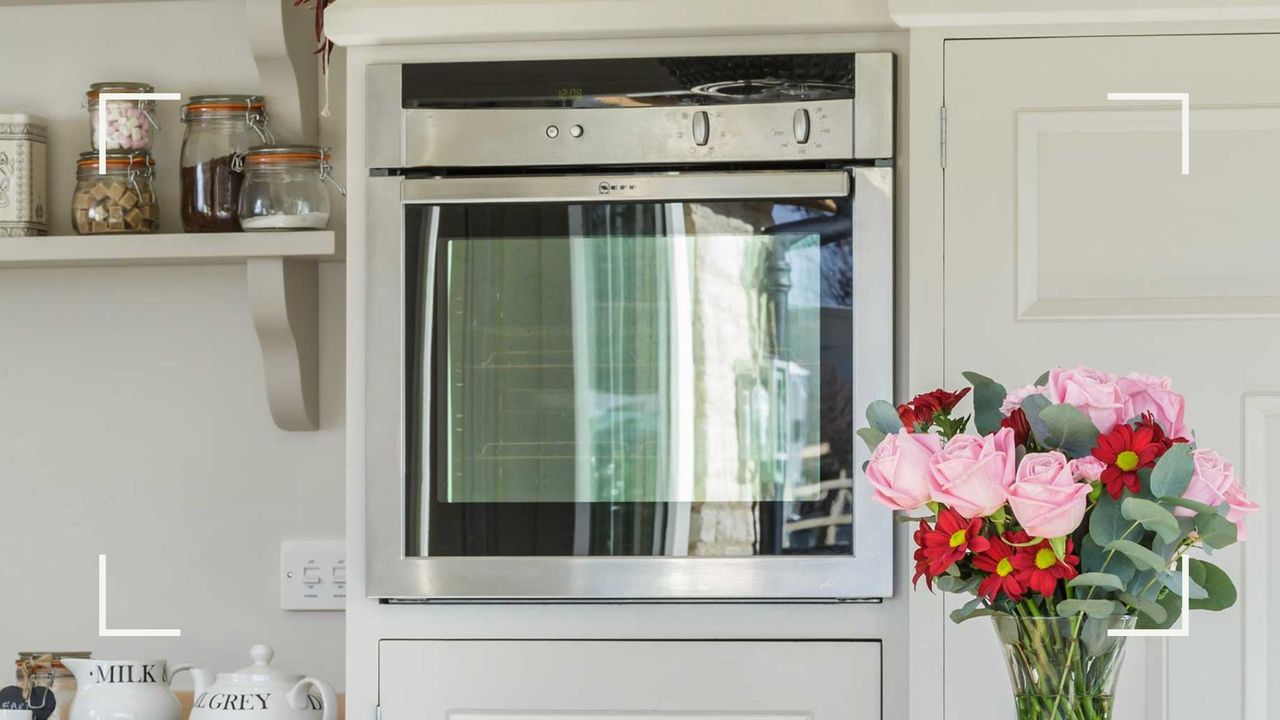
[0,0,346,689]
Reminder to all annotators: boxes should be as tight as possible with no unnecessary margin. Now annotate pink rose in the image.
[1001,384,1050,416]
[865,429,944,511]
[1177,448,1235,515]
[928,427,1016,518]
[1007,451,1092,538]
[1117,373,1191,440]
[1224,484,1260,541]
[1045,366,1132,434]
[1068,455,1107,483]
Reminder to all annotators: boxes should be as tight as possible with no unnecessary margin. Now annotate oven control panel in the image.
[400,99,855,168]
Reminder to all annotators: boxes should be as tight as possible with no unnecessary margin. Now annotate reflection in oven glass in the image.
[406,195,856,558]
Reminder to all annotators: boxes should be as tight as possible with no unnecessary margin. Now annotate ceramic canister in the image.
[0,114,48,236]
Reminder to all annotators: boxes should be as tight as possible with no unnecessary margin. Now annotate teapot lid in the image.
[223,645,302,684]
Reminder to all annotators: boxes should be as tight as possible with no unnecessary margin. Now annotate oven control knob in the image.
[692,111,710,146]
[793,108,811,144]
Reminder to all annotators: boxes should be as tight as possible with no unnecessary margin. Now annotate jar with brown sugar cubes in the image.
[71,150,158,234]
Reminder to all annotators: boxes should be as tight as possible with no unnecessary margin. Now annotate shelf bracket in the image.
[247,257,319,431]
[246,0,320,143]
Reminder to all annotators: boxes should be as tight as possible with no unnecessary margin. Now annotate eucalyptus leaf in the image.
[936,575,980,594]
[1089,494,1142,548]
[1103,539,1169,572]
[1121,497,1181,544]
[1150,444,1194,498]
[1034,370,1051,386]
[962,371,1008,435]
[1057,599,1121,619]
[1137,589,1183,630]
[1117,591,1167,624]
[1038,403,1101,458]
[1195,512,1238,549]
[1082,534,1137,584]
[1188,559,1237,611]
[1134,468,1158,501]
[1158,496,1220,516]
[1068,572,1125,593]
[866,400,904,435]
[1159,567,1208,600]
[1151,530,1186,563]
[950,596,997,624]
[1020,394,1052,444]
[855,427,886,452]
[1126,570,1161,602]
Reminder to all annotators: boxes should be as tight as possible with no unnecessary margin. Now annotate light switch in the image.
[281,540,345,611]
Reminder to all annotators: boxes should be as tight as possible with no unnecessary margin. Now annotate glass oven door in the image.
[364,168,893,599]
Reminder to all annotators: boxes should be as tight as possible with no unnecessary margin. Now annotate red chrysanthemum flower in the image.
[897,387,970,430]
[1091,423,1161,499]
[1137,411,1188,451]
[971,533,1027,602]
[911,532,935,590]
[913,507,990,585]
[1010,532,1079,598]
[1001,407,1032,447]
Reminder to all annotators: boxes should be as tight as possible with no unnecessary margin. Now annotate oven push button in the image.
[793,108,811,144]
[692,111,710,146]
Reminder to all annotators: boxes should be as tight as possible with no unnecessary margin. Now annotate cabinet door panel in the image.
[379,640,880,720]
[944,33,1280,720]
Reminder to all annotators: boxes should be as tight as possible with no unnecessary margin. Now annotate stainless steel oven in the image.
[363,53,895,600]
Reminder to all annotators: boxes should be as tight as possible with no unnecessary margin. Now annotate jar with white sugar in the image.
[237,145,344,231]
[85,82,156,152]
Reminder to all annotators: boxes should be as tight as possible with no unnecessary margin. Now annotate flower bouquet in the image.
[860,368,1258,720]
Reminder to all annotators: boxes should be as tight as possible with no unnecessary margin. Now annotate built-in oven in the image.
[363,53,895,600]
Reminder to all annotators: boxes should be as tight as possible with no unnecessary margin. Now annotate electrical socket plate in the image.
[281,540,346,611]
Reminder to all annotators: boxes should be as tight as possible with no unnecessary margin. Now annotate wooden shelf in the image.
[0,231,337,268]
[0,231,339,432]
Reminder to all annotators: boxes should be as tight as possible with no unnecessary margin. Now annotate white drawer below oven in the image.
[378,640,881,720]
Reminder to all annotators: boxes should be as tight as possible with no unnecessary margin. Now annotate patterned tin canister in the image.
[0,114,49,236]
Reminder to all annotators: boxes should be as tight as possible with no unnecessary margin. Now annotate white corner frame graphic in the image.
[99,554,181,638]
[96,92,183,174]
[1107,556,1191,638]
[1106,92,1190,175]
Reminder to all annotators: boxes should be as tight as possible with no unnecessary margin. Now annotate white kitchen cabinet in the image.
[378,640,880,720]
[942,33,1280,719]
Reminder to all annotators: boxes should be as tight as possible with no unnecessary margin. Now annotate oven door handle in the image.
[399,170,851,204]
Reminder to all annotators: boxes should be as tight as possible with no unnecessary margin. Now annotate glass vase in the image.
[992,613,1137,720]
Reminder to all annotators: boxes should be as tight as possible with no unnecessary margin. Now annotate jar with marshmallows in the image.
[84,82,157,152]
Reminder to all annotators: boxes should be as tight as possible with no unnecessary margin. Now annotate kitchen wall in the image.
[0,0,346,688]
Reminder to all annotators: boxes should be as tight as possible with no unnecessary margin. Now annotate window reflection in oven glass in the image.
[405,196,856,558]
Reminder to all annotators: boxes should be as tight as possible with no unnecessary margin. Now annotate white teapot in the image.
[189,646,337,720]
[62,659,194,720]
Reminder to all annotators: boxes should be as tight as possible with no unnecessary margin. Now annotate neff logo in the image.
[93,665,158,684]
[596,182,638,195]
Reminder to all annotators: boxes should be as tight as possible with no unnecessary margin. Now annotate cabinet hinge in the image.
[940,105,948,170]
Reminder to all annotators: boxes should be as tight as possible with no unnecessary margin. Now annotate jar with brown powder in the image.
[179,95,271,232]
